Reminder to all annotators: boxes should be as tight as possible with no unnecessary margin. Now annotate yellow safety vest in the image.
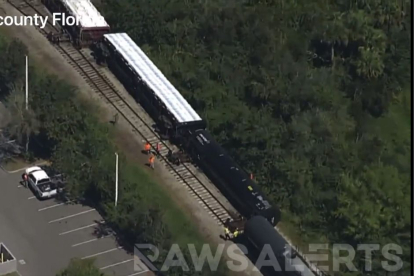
[224,228,230,234]
[234,230,239,237]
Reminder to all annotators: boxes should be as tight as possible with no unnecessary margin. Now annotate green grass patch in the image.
[120,161,206,247]
[0,157,48,173]
[3,272,20,276]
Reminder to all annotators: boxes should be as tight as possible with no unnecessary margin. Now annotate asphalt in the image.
[0,167,152,276]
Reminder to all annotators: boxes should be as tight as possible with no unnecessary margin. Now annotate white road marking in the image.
[72,234,113,247]
[28,196,36,200]
[17,185,23,188]
[39,201,72,211]
[48,209,95,223]
[59,223,98,235]
[81,246,122,259]
[100,259,134,270]
[127,271,149,276]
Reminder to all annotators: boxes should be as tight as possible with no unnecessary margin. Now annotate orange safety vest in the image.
[145,143,151,151]
[149,156,155,163]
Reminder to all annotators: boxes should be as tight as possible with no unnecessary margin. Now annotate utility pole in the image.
[115,152,118,207]
[25,55,28,110]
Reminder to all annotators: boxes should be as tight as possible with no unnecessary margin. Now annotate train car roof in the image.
[61,0,109,28]
[104,33,203,124]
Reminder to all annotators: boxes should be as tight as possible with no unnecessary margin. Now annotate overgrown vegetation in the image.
[98,0,411,275]
[0,36,226,276]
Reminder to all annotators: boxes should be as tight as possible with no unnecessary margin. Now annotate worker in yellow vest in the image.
[233,228,239,239]
[224,227,231,240]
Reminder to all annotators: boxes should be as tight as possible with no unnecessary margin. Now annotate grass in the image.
[121,161,207,247]
[0,157,28,172]
[0,157,48,173]
[3,272,20,276]
[0,27,10,36]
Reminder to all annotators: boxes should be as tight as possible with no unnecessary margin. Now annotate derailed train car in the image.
[98,33,205,139]
[186,129,281,226]
[42,0,110,47]
[244,216,316,276]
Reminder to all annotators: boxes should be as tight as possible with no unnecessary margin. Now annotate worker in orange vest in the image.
[144,142,151,155]
[149,154,155,170]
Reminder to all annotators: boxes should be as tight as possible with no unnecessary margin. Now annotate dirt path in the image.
[0,1,262,275]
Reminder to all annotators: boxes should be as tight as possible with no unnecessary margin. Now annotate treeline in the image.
[99,0,411,275]
[0,36,225,276]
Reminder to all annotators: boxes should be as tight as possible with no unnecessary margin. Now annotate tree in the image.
[5,84,39,154]
[0,38,27,99]
[99,1,411,275]
[56,258,104,276]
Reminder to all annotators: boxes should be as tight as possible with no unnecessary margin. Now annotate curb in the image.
[0,160,50,174]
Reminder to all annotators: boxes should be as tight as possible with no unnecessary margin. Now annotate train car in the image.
[244,216,315,276]
[98,33,205,138]
[187,129,281,226]
[42,0,110,47]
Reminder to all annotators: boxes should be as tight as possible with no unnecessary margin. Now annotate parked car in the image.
[25,166,58,199]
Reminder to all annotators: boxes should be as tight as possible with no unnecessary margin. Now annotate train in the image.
[96,32,280,226]
[94,32,318,276]
[244,216,315,276]
[186,129,281,225]
[98,33,206,140]
[41,1,321,275]
[41,0,110,47]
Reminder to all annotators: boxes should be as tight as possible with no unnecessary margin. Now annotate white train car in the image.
[101,33,205,138]
[42,0,110,47]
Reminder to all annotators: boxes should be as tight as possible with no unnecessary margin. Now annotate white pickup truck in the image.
[25,166,58,199]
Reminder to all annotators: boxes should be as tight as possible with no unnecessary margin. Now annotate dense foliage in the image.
[0,37,224,276]
[99,0,411,275]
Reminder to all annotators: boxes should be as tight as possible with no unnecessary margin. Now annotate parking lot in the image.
[0,168,152,276]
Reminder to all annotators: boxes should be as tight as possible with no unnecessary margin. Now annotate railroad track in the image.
[9,0,60,33]
[7,2,330,276]
[10,0,235,227]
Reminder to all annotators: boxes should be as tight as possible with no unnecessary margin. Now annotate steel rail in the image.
[10,0,235,226]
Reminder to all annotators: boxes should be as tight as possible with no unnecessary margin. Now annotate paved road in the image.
[0,167,152,276]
